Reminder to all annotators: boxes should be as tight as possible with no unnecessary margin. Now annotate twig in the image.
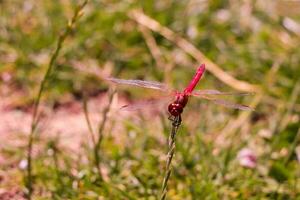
[138,25,165,69]
[128,9,260,92]
[279,79,300,132]
[284,127,300,165]
[94,89,116,178]
[83,89,115,178]
[269,82,300,200]
[25,1,88,199]
[160,116,181,200]
[83,95,97,147]
[271,79,300,150]
[83,94,100,175]
[138,25,175,85]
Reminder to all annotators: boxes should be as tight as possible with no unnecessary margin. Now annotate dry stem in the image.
[26,1,88,199]
[83,89,115,178]
[128,9,260,92]
[160,116,181,200]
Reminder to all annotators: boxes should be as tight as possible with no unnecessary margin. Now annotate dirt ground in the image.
[0,86,120,198]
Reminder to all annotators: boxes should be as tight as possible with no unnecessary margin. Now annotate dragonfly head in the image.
[168,103,183,117]
[168,93,189,117]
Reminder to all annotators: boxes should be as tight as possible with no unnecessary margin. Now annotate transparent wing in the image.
[120,96,172,112]
[210,99,253,111]
[192,89,252,96]
[191,94,253,111]
[106,77,169,91]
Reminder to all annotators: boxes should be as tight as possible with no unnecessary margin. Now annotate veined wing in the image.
[120,96,172,111]
[106,77,169,91]
[192,94,253,111]
[211,99,253,111]
[192,89,252,96]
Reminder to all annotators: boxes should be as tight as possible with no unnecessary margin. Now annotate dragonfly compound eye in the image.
[168,103,183,117]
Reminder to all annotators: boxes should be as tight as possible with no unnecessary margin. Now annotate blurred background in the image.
[0,0,300,199]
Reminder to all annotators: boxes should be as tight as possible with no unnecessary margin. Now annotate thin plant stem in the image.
[274,127,300,199]
[83,94,97,147]
[160,116,181,200]
[284,127,300,165]
[273,80,300,200]
[94,89,116,178]
[25,1,88,199]
[83,94,100,175]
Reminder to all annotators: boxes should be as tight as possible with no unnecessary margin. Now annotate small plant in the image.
[25,1,88,199]
[83,89,115,179]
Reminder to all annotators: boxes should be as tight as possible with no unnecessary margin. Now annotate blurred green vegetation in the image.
[0,0,300,199]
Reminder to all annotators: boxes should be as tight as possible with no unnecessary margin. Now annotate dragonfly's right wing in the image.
[210,99,254,111]
[191,93,253,111]
[192,89,252,96]
[106,78,170,92]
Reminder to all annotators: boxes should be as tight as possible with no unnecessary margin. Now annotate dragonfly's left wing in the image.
[106,78,170,91]
[120,96,172,112]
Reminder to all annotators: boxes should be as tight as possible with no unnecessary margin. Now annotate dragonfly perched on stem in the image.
[107,64,253,200]
[106,64,253,125]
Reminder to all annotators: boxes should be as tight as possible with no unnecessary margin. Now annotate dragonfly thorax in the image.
[168,94,189,117]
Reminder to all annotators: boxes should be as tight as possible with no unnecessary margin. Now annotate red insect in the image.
[107,64,252,124]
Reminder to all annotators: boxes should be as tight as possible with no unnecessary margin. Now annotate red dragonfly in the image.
[106,64,252,124]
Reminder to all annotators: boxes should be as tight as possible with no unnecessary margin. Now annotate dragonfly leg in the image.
[168,115,174,122]
[174,115,182,127]
[168,115,182,127]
